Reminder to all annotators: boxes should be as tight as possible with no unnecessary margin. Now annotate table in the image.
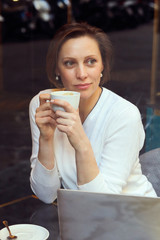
[0,195,60,240]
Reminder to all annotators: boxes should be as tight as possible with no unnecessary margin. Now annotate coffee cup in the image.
[50,91,80,112]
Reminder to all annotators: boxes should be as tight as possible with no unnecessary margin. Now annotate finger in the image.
[55,109,77,119]
[51,99,75,113]
[36,109,56,119]
[56,117,74,126]
[36,101,53,113]
[36,116,56,126]
[57,124,73,135]
[39,93,51,106]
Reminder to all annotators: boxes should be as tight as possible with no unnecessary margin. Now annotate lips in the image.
[75,83,91,90]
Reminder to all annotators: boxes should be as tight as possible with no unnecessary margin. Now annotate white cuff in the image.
[31,159,59,187]
[77,172,107,192]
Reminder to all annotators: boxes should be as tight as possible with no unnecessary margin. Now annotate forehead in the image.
[58,36,101,57]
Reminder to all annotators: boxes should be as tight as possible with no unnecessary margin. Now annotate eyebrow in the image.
[62,55,98,60]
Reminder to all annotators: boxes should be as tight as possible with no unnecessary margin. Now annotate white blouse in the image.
[29,87,157,203]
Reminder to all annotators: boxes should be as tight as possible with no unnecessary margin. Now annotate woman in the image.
[29,22,156,203]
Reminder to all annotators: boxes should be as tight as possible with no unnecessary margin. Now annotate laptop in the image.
[57,189,160,240]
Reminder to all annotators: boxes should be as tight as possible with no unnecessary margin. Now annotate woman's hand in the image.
[52,99,87,151]
[35,93,57,141]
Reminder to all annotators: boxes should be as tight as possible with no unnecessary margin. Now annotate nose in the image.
[76,65,88,80]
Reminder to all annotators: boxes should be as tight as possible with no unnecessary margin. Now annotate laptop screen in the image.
[57,189,160,240]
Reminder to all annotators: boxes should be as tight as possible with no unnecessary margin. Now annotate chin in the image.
[80,91,94,100]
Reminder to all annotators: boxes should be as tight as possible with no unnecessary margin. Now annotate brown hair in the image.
[46,22,113,88]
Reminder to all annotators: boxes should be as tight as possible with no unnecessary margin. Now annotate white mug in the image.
[50,91,80,112]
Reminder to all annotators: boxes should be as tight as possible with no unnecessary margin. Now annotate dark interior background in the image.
[0,0,160,204]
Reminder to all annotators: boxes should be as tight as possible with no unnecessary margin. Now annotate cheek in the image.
[60,70,74,86]
[91,68,102,80]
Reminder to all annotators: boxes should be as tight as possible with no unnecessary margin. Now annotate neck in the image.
[79,86,102,123]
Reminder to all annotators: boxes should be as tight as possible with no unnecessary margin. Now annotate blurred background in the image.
[0,0,160,203]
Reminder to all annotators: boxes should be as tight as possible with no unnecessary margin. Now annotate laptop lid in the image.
[57,189,160,240]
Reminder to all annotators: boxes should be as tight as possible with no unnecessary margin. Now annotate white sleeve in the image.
[29,94,61,203]
[78,106,145,193]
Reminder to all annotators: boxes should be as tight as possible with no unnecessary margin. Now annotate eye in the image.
[87,58,97,65]
[64,60,75,67]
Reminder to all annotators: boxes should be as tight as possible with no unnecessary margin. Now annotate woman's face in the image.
[57,36,104,100]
